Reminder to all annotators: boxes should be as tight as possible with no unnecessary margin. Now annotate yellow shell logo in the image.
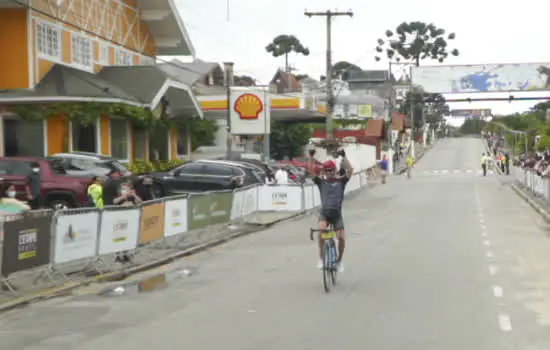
[234,93,263,120]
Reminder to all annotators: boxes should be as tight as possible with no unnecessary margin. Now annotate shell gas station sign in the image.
[229,88,271,134]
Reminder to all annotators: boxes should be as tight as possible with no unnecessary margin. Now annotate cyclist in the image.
[308,159,349,273]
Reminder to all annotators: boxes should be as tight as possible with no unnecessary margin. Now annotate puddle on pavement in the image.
[99,267,196,297]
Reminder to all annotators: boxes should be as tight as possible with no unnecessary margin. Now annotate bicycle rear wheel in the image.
[322,240,331,293]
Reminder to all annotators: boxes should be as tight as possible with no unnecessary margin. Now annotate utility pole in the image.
[305,9,353,149]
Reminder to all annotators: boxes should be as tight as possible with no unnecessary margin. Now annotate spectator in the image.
[336,149,353,177]
[103,170,124,206]
[113,182,142,207]
[25,162,42,210]
[379,156,388,184]
[87,176,104,208]
[274,166,289,185]
[1,182,29,211]
[114,182,142,264]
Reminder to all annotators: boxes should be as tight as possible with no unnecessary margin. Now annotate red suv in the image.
[0,158,93,209]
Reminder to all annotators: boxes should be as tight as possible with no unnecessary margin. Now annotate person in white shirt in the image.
[275,167,289,184]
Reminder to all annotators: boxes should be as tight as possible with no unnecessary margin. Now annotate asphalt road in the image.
[2,137,550,350]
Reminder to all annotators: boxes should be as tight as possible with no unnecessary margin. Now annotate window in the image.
[115,49,132,65]
[110,118,129,160]
[10,161,32,176]
[71,34,92,68]
[99,44,109,65]
[178,163,203,175]
[133,129,147,160]
[71,122,96,153]
[4,119,44,157]
[203,164,232,176]
[36,21,61,59]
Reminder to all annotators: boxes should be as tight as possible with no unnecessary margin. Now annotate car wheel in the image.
[152,183,165,198]
[49,199,72,210]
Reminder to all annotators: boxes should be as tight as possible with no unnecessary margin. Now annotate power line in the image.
[305,9,353,143]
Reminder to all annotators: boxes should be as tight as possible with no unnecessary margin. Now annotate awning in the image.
[0,64,203,119]
[0,64,144,106]
[98,66,203,118]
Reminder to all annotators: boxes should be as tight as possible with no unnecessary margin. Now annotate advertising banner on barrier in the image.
[242,186,258,216]
[209,192,233,225]
[2,215,51,276]
[230,190,245,220]
[163,198,188,237]
[304,185,314,210]
[98,208,140,255]
[139,202,165,244]
[188,194,211,230]
[258,185,303,211]
[53,212,100,264]
[313,186,321,207]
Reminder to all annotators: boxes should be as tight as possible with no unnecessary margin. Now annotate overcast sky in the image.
[174,0,550,115]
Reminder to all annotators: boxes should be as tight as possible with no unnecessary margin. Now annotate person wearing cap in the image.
[308,158,349,273]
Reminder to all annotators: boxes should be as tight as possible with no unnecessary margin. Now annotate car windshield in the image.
[107,160,132,174]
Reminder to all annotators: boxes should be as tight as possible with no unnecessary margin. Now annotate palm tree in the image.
[265,35,310,73]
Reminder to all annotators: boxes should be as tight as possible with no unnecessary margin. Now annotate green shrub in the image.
[128,159,186,174]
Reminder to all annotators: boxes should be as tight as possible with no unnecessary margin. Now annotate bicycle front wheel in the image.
[322,241,331,293]
[329,240,337,286]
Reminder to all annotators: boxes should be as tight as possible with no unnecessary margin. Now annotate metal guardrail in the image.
[0,169,372,295]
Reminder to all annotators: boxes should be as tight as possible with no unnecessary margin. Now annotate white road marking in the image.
[486,251,495,258]
[483,239,491,246]
[498,314,512,332]
[488,265,498,275]
[493,285,504,297]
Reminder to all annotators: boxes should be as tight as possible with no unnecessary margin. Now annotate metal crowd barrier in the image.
[512,166,550,200]
[0,169,372,294]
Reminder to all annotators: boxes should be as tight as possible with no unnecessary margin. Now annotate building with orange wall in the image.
[0,0,200,162]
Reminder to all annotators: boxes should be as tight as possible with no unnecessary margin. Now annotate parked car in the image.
[0,157,93,209]
[150,159,263,195]
[279,156,323,174]
[50,152,155,199]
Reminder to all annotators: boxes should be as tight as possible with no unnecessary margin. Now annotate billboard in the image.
[412,63,550,93]
[229,88,271,135]
[450,109,492,117]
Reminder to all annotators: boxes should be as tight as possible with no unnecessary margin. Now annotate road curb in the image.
[0,211,307,313]
[483,141,550,223]
[510,183,550,223]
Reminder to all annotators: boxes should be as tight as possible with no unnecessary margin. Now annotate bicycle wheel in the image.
[322,240,331,293]
[329,239,337,286]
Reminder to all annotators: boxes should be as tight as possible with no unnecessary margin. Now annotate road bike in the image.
[310,225,340,293]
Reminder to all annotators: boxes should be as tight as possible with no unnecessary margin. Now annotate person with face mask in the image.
[26,163,42,210]
[1,183,29,211]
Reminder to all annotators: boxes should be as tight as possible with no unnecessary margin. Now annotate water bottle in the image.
[329,245,336,265]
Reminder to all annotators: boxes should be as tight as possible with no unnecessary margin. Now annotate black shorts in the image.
[318,208,344,230]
